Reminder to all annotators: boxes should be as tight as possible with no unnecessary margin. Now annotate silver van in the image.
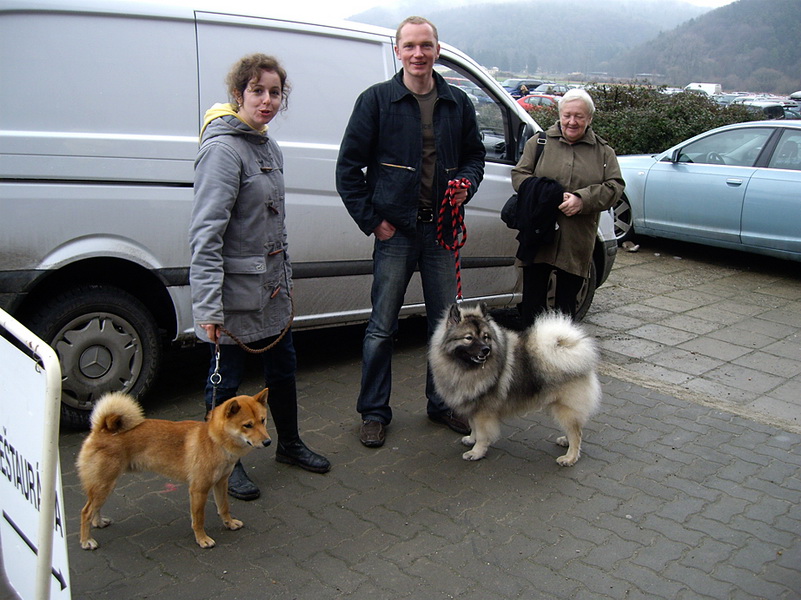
[0,0,616,426]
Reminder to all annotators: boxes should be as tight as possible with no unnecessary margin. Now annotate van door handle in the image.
[726,178,743,186]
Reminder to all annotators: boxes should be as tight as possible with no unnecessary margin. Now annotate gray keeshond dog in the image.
[429,303,601,466]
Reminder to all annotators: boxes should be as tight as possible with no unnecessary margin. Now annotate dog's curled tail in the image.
[531,311,598,377]
[89,392,145,434]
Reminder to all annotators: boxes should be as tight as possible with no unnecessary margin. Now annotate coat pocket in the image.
[375,162,417,208]
[221,255,267,313]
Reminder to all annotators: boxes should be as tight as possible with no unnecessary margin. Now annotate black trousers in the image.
[521,263,585,326]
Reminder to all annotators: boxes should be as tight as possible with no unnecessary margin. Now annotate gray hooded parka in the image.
[189,115,292,344]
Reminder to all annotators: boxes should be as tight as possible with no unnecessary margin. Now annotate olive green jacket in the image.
[511,123,624,277]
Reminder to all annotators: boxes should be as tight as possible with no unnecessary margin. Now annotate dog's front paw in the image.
[81,538,99,551]
[556,453,579,467]
[555,436,569,448]
[461,435,476,447]
[462,449,485,461]
[224,518,243,531]
[195,534,216,549]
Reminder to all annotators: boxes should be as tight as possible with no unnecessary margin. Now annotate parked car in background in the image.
[533,82,568,95]
[684,82,722,96]
[444,75,493,105]
[744,101,786,120]
[501,78,543,99]
[713,92,749,106]
[728,97,786,120]
[613,121,801,262]
[517,93,558,111]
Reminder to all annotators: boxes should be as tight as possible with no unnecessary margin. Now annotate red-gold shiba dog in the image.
[77,389,271,550]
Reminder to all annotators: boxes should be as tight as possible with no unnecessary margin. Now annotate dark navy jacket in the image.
[336,70,485,242]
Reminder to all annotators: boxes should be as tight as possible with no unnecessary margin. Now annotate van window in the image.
[436,62,510,163]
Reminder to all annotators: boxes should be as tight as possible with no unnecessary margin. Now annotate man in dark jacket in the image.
[336,16,485,448]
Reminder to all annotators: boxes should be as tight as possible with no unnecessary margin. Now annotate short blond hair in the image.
[395,16,439,44]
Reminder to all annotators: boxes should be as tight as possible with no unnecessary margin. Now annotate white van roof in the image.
[1,0,391,36]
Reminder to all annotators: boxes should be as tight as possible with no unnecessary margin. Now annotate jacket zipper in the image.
[380,162,416,172]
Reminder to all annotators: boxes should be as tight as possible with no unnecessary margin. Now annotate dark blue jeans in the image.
[357,222,457,425]
[204,330,297,413]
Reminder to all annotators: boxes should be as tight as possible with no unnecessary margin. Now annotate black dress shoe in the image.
[428,410,471,435]
[275,440,331,473]
[359,420,386,448]
[228,461,260,500]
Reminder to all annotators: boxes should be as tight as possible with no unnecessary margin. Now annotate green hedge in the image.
[529,84,754,155]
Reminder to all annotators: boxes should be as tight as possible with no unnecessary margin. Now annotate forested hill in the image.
[610,0,801,93]
[350,0,801,93]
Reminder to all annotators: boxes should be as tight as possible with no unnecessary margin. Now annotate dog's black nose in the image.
[479,345,490,357]
[263,439,272,447]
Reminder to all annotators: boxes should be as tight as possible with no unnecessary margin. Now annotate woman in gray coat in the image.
[190,54,330,501]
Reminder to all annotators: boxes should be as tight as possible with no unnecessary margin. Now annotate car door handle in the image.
[726,178,743,186]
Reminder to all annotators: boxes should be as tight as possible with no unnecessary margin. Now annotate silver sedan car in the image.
[614,120,801,261]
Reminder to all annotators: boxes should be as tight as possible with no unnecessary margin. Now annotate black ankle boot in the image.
[268,379,331,474]
[276,439,331,473]
[227,460,260,500]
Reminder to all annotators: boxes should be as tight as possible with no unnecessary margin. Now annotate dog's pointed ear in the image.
[225,399,242,418]
[448,303,462,326]
[254,388,269,406]
[479,301,489,316]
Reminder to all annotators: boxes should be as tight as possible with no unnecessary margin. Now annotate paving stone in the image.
[7,239,801,600]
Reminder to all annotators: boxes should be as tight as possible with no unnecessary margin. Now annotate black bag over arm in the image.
[501,131,547,229]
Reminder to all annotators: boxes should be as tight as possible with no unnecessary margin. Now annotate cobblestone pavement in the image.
[2,237,800,600]
[587,237,801,435]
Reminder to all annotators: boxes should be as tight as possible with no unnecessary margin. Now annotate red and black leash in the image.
[436,178,471,301]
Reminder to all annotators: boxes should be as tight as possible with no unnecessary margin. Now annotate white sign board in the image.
[0,311,71,600]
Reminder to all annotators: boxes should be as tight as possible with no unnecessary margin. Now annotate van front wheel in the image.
[27,285,162,429]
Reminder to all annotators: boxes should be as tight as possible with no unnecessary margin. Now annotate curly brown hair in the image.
[225,53,290,111]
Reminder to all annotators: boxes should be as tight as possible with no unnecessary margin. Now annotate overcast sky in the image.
[157,0,738,22]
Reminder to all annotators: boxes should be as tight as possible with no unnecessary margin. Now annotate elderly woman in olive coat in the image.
[511,88,624,323]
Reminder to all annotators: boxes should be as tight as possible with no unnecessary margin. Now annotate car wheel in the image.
[546,260,597,321]
[27,285,162,429]
[613,194,634,243]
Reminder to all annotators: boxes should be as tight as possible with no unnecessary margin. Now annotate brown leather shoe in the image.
[429,410,471,435]
[359,420,386,447]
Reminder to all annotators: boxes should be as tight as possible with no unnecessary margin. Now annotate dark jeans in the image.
[204,330,296,412]
[357,222,457,425]
[521,263,585,326]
